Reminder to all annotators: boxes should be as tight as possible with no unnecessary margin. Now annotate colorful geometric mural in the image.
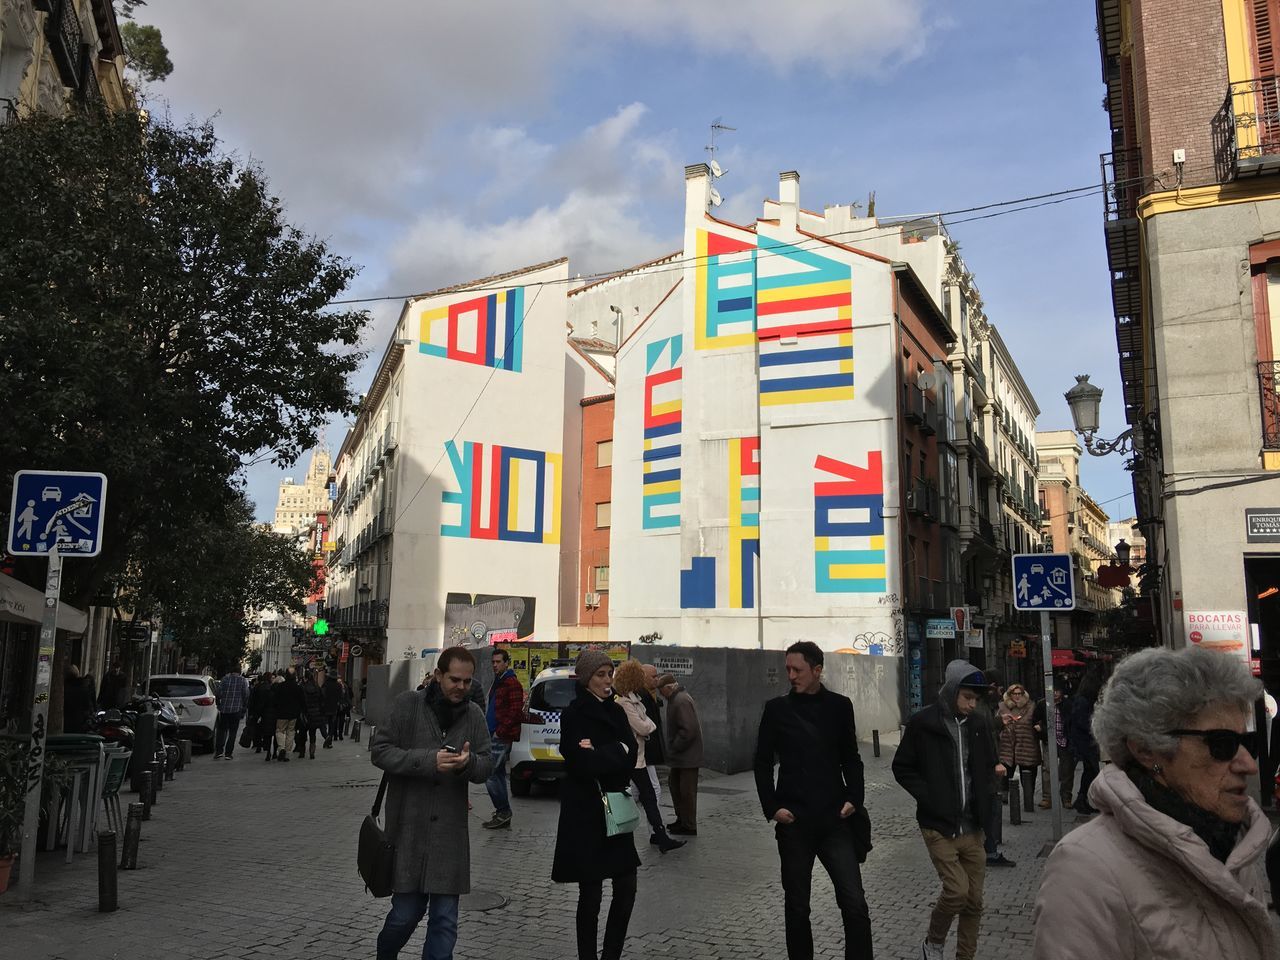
[813,452,887,593]
[680,555,716,609]
[693,229,854,407]
[642,335,683,530]
[756,237,854,406]
[728,436,760,609]
[441,440,561,544]
[694,231,757,350]
[418,287,525,372]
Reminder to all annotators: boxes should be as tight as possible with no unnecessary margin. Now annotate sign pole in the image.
[1041,609,1064,845]
[17,549,62,899]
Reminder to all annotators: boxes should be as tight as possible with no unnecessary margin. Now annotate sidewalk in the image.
[2,734,1064,960]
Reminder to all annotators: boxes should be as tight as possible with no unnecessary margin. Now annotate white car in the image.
[508,665,577,797]
[148,674,219,747]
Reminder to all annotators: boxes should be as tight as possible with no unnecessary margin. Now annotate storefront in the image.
[0,572,88,733]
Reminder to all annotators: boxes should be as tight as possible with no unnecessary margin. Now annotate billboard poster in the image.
[1184,610,1249,661]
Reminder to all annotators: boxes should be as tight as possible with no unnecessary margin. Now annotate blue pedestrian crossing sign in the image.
[7,470,108,557]
[1012,552,1075,611]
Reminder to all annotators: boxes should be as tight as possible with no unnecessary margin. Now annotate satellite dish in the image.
[917,371,936,391]
[709,159,723,178]
[709,187,723,207]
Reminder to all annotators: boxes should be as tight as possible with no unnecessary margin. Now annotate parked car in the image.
[147,674,218,747]
[508,664,577,797]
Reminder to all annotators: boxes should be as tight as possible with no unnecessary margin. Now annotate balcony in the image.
[1260,361,1280,449]
[920,395,938,436]
[45,0,84,90]
[1215,77,1280,181]
[903,389,925,426]
[907,479,939,521]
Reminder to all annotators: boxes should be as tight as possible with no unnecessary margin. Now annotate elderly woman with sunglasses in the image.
[1032,645,1276,959]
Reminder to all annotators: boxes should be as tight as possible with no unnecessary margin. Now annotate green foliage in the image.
[0,742,71,855]
[0,107,368,615]
[119,22,172,83]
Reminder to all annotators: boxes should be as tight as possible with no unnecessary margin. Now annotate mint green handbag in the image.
[600,786,640,837]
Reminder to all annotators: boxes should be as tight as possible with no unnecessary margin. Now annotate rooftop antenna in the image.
[705,118,735,176]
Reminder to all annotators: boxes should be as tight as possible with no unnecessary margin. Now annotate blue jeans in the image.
[376,892,459,960]
[485,740,511,816]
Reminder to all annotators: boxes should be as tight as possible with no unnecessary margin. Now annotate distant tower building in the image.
[273,448,332,532]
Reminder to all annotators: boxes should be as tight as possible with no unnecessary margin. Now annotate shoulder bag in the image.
[358,773,396,897]
[600,782,641,837]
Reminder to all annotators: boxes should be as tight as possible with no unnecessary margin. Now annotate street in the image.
[3,732,1060,960]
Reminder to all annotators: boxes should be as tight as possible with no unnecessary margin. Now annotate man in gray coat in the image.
[371,646,493,960]
[658,673,704,836]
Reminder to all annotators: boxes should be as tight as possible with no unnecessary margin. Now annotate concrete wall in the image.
[1147,199,1280,641]
[634,644,902,774]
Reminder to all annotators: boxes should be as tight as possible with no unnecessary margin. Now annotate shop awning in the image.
[1052,648,1086,669]
[0,572,87,634]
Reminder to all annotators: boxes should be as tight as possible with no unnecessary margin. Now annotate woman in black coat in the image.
[552,651,640,960]
[249,676,276,759]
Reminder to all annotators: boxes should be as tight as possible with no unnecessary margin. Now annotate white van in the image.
[507,664,577,796]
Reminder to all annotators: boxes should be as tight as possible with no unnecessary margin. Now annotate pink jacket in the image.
[618,692,655,770]
[1032,764,1278,959]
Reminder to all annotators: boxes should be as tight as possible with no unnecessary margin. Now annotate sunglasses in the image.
[1165,729,1259,762]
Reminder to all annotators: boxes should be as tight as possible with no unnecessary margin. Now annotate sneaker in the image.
[920,940,945,960]
[482,812,512,830]
[224,753,234,760]
[986,853,1017,868]
[213,753,223,760]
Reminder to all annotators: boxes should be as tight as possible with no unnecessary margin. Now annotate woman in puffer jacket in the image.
[1032,646,1277,959]
[997,683,1042,806]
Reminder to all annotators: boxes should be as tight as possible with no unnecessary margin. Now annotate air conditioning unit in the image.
[584,592,600,608]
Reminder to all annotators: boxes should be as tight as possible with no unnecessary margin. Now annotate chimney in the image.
[779,170,800,234]
[685,162,711,218]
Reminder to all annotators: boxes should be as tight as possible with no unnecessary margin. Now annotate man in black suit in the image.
[754,641,872,960]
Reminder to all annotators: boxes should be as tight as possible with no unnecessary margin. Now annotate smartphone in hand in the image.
[442,744,462,755]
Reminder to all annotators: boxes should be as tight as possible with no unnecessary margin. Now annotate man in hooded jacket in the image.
[892,660,1003,960]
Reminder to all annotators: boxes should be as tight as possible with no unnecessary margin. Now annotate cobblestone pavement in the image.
[3,730,1070,960]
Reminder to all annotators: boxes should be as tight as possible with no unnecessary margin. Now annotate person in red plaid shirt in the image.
[482,649,524,829]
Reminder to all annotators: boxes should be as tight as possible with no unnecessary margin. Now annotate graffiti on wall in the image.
[643,335,683,530]
[728,436,760,609]
[445,593,536,646]
[441,440,562,544]
[693,229,855,407]
[814,451,886,593]
[418,287,525,372]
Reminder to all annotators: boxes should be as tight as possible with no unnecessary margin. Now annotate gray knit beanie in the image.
[575,649,613,684]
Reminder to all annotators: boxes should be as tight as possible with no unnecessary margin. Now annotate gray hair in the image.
[1092,646,1262,767]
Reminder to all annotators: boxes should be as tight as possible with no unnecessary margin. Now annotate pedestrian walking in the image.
[335,677,352,740]
[639,664,665,806]
[321,670,341,748]
[658,673,703,836]
[1033,687,1074,809]
[971,674,1013,868]
[62,664,95,733]
[754,641,872,960]
[1032,646,1276,958]
[371,646,493,960]
[893,660,1002,960]
[613,660,684,854]
[301,668,330,758]
[552,650,640,960]
[98,663,128,711]
[1067,669,1103,815]
[482,648,523,830]
[249,673,276,759]
[213,664,250,760]
[996,683,1041,806]
[271,668,305,762]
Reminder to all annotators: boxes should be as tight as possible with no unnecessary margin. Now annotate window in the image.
[595,502,611,528]
[593,565,610,591]
[596,440,613,468]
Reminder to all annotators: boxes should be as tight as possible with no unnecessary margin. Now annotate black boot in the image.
[310,744,316,759]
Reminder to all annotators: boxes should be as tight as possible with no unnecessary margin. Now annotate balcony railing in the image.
[907,479,939,521]
[1260,361,1280,449]
[1215,77,1280,180]
[1101,147,1143,222]
[45,0,84,91]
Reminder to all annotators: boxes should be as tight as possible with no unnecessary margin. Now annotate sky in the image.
[139,0,1134,527]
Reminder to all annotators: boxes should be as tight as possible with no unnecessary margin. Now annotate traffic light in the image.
[312,618,330,637]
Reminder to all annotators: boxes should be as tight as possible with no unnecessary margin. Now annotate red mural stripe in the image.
[706,232,756,257]
[756,293,851,316]
[757,319,852,340]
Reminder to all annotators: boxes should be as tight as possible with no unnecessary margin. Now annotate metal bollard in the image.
[872,729,881,758]
[120,803,144,869]
[1022,775,1034,814]
[150,760,162,797]
[351,720,361,743]
[1009,778,1022,825]
[165,746,177,782]
[139,772,153,821]
[98,830,118,912]
[179,739,192,768]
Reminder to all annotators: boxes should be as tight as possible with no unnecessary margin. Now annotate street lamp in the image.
[1114,539,1131,566]
[1064,374,1145,457]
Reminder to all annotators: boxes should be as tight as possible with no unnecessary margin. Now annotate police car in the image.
[508,663,577,796]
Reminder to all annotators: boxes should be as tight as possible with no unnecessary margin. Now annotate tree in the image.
[0,108,369,726]
[119,23,173,83]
